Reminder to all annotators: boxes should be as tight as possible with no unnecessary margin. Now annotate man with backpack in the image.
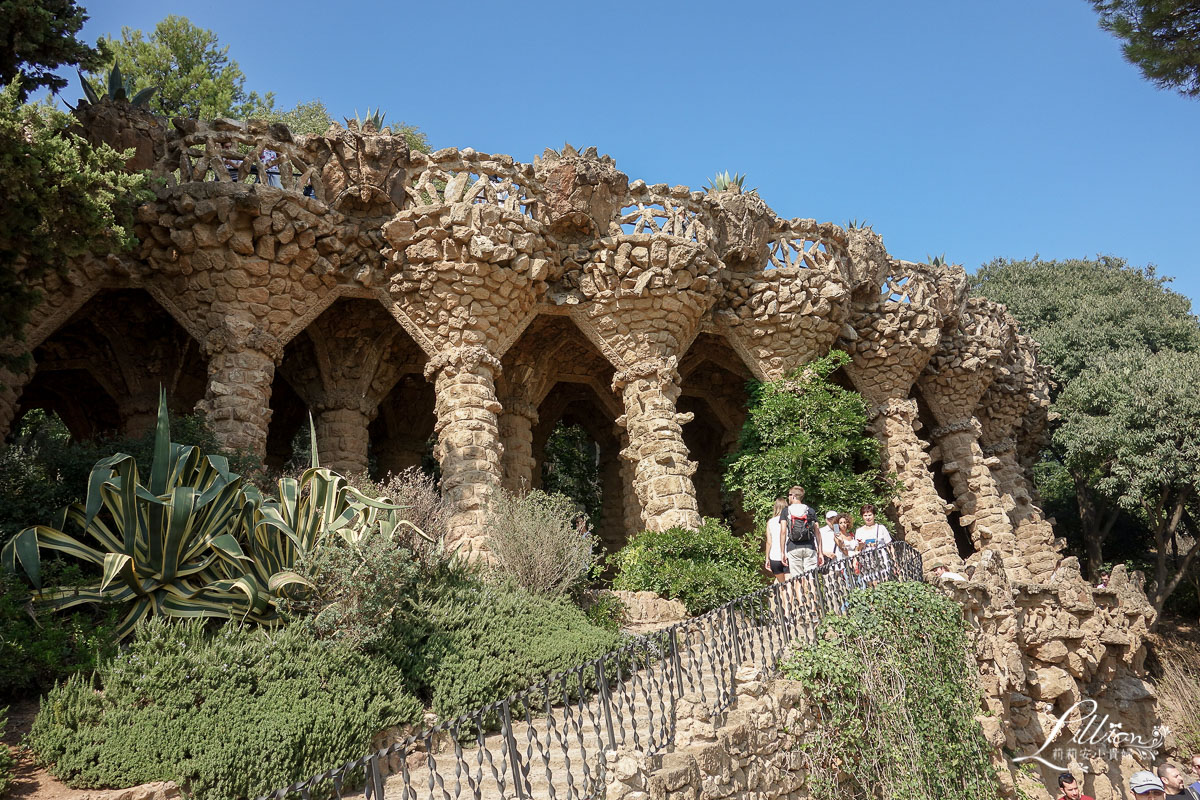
[782,486,821,575]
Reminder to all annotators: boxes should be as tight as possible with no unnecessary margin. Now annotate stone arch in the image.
[271,297,429,474]
[16,288,208,439]
[912,383,974,561]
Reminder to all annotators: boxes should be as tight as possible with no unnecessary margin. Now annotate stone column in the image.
[197,325,282,458]
[984,437,1059,581]
[870,398,962,569]
[313,393,374,475]
[498,397,538,493]
[0,357,36,440]
[931,417,1022,574]
[614,357,701,532]
[617,429,643,538]
[427,346,505,554]
[118,392,162,437]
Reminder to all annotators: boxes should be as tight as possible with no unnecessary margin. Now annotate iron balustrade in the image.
[257,541,923,800]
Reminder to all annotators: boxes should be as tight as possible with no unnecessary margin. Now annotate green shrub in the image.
[779,581,997,800]
[485,490,596,596]
[385,581,620,724]
[608,518,765,615]
[0,707,13,797]
[0,569,120,700]
[583,592,627,633]
[28,619,422,799]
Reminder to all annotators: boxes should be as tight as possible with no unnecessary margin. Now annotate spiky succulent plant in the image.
[704,170,753,193]
[344,107,387,132]
[79,62,157,107]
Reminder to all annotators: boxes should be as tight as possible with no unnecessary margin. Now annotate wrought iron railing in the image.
[257,541,923,800]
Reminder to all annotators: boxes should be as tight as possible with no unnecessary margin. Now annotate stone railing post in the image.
[312,391,375,476]
[197,324,282,458]
[498,396,539,493]
[870,398,962,570]
[614,356,701,532]
[426,346,505,554]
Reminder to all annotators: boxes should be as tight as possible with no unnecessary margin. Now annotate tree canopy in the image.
[723,349,897,526]
[1088,0,1200,98]
[0,0,105,100]
[974,257,1200,615]
[90,15,270,119]
[0,82,150,370]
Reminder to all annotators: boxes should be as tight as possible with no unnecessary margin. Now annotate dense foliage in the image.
[609,518,764,615]
[485,489,596,596]
[1088,0,1200,98]
[0,0,105,100]
[0,81,150,372]
[385,580,621,724]
[723,350,897,525]
[780,581,998,800]
[541,423,603,525]
[974,257,1200,613]
[29,619,422,798]
[0,706,12,796]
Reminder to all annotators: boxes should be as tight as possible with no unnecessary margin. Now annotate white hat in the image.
[1130,771,1164,794]
[825,510,838,520]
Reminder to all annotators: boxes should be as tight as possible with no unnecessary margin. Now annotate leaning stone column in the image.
[983,436,1059,581]
[313,393,374,476]
[427,346,505,554]
[614,357,701,532]
[870,398,961,568]
[197,324,282,458]
[498,397,539,493]
[0,357,36,440]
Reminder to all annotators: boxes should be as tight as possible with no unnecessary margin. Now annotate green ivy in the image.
[608,518,765,615]
[28,619,422,799]
[780,581,998,800]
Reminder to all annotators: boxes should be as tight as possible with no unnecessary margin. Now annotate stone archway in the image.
[15,289,207,439]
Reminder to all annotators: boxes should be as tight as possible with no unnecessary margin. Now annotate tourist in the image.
[818,510,838,563]
[965,565,977,580]
[1054,771,1094,800]
[1130,770,1167,799]
[1097,570,1110,589]
[932,563,967,582]
[1190,755,1200,795]
[763,497,789,583]
[1157,763,1199,799]
[832,513,861,561]
[783,486,820,575]
[855,503,894,581]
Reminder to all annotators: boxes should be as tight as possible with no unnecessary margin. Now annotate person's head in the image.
[773,497,788,517]
[1057,772,1082,799]
[965,565,976,579]
[788,486,804,504]
[1157,763,1184,792]
[932,563,948,577]
[1131,770,1166,798]
[824,510,838,526]
[1191,753,1200,775]
[836,513,853,533]
[860,504,876,525]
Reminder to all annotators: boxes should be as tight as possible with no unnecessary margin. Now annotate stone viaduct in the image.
[3,102,1060,581]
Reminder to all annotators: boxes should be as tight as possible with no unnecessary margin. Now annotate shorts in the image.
[768,559,788,576]
[787,546,818,575]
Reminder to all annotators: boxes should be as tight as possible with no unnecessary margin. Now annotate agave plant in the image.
[79,62,157,107]
[704,170,755,193]
[1,391,262,638]
[927,253,948,268]
[344,107,387,132]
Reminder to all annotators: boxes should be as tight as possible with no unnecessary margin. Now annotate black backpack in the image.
[781,507,817,547]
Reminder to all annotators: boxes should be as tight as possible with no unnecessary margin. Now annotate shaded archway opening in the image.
[912,386,974,560]
[369,375,438,481]
[17,289,207,440]
[264,376,308,471]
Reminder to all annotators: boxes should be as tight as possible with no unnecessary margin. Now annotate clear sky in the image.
[74,0,1200,304]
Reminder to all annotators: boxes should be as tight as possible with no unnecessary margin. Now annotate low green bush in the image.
[485,490,596,596]
[0,707,14,797]
[28,619,422,799]
[583,591,627,633]
[385,581,620,724]
[608,518,765,615]
[779,581,997,800]
[0,569,120,700]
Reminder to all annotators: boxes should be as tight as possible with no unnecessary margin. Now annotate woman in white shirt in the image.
[832,514,861,560]
[763,497,789,583]
[854,504,893,550]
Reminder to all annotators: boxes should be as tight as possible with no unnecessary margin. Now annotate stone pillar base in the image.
[316,406,371,475]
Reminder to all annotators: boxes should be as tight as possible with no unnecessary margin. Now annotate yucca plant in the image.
[704,170,754,193]
[79,62,157,107]
[344,107,387,132]
[1,391,264,638]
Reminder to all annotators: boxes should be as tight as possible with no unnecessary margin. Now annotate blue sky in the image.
[75,1,1200,304]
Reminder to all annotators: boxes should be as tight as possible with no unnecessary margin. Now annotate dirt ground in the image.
[2,700,80,800]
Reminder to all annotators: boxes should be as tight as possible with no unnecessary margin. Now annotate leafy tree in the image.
[1088,0,1200,98]
[241,97,334,136]
[90,15,270,119]
[541,422,602,524]
[723,349,898,526]
[1056,349,1200,614]
[0,82,150,371]
[974,257,1200,610]
[0,0,105,100]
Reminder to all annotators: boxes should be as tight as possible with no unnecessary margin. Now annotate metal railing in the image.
[258,541,923,800]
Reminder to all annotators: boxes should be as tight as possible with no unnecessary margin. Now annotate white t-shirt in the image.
[833,533,861,560]
[767,517,785,561]
[855,523,893,549]
[818,525,836,559]
[783,503,815,550]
